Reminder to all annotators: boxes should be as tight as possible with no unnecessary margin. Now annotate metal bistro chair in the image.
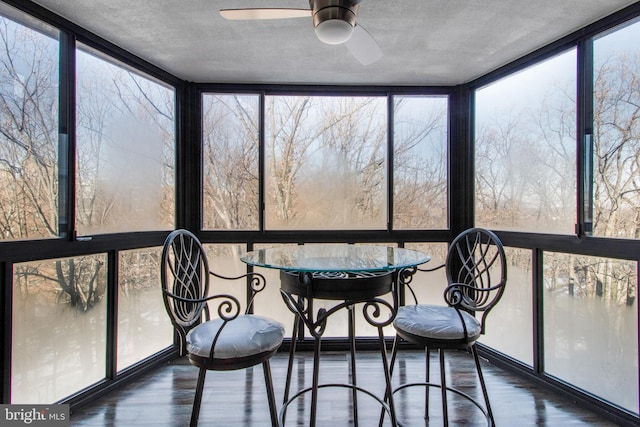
[389,228,507,426]
[161,229,285,427]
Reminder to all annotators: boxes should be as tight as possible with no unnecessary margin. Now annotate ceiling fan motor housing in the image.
[311,0,359,44]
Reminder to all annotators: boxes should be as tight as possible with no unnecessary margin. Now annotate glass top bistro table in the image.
[241,244,430,427]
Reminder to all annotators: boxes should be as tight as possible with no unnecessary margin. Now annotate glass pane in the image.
[543,252,638,413]
[202,94,259,230]
[252,243,298,338]
[480,248,533,366]
[592,19,640,239]
[404,242,448,305]
[352,243,397,339]
[117,247,173,371]
[265,96,387,230]
[475,50,577,234]
[12,255,107,403]
[204,244,249,308]
[0,7,59,240]
[393,96,448,229]
[75,44,175,235]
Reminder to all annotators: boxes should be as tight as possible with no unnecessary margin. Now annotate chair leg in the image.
[283,313,299,405]
[348,305,359,425]
[262,360,279,427]
[190,367,207,427]
[310,336,322,427]
[425,347,430,419]
[439,349,449,427]
[471,345,495,426]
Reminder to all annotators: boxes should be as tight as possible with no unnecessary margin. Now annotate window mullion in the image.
[577,37,594,237]
[58,30,75,240]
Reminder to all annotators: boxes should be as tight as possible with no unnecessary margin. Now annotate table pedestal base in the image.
[279,270,399,427]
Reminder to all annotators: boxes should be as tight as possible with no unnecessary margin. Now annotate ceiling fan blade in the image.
[345,25,382,66]
[220,8,311,20]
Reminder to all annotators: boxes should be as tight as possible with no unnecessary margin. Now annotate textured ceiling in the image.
[29,0,640,86]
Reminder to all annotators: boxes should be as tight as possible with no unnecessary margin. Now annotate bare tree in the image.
[589,52,640,304]
[476,112,531,229]
[264,96,390,228]
[202,94,259,229]
[593,53,640,240]
[393,97,448,229]
[312,97,387,226]
[266,95,314,225]
[75,50,175,235]
[0,19,58,240]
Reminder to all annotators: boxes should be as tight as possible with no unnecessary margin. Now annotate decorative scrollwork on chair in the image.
[161,229,285,427]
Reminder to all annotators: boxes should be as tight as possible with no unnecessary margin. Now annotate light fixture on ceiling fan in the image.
[219,0,382,65]
[312,0,357,44]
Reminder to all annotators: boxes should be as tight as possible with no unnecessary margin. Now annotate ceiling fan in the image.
[219,0,383,66]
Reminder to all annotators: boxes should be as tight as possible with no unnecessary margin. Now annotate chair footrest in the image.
[392,382,492,426]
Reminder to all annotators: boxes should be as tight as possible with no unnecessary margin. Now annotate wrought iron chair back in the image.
[444,227,507,332]
[162,229,240,355]
[161,230,210,330]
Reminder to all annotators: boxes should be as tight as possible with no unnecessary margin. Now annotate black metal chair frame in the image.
[387,228,507,426]
[161,229,281,427]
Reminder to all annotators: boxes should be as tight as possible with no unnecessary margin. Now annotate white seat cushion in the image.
[394,305,481,341]
[186,315,285,359]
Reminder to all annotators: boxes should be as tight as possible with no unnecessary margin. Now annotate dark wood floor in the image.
[70,349,619,426]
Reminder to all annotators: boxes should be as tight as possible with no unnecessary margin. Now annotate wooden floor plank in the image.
[70,349,618,426]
